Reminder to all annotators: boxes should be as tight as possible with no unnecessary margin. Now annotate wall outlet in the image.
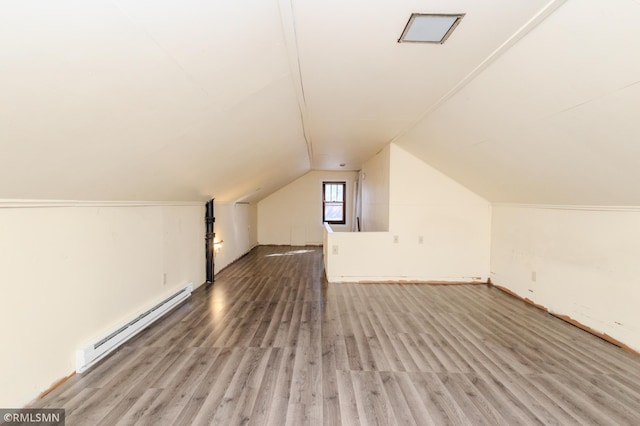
[531,271,537,282]
[332,245,339,255]
[163,273,167,286]
[393,235,399,244]
[418,236,424,244]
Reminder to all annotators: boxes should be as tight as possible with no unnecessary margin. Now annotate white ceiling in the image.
[396,0,640,205]
[1,0,638,205]
[291,0,554,170]
[0,0,308,202]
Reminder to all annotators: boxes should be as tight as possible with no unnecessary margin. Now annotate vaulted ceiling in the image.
[1,0,638,205]
[396,0,640,205]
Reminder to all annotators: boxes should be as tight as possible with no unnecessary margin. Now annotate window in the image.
[323,181,346,225]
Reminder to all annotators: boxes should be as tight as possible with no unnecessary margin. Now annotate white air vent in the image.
[75,283,193,373]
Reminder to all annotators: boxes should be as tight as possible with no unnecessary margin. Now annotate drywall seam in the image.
[277,0,314,164]
[110,0,211,97]
[390,0,567,146]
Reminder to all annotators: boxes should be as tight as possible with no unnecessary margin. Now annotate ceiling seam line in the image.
[472,77,640,145]
[279,0,314,165]
[290,0,314,164]
[544,78,640,118]
[388,0,568,147]
[110,0,212,99]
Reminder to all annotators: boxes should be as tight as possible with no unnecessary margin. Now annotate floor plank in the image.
[34,245,640,425]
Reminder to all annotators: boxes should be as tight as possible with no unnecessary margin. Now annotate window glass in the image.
[323,182,346,224]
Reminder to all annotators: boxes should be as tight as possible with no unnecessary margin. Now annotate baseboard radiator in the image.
[75,282,194,373]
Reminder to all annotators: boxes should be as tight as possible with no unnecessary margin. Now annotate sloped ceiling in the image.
[0,0,308,202]
[396,0,640,205]
[291,0,554,171]
[4,0,634,205]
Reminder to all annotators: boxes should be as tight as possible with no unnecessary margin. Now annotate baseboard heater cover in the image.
[75,282,193,373]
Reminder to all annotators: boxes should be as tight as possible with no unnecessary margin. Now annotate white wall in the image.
[257,170,358,245]
[491,204,640,352]
[389,145,491,277]
[0,202,205,408]
[361,145,389,231]
[213,202,257,273]
[325,144,491,282]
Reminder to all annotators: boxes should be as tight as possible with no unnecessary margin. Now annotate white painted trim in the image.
[492,203,640,212]
[0,199,203,209]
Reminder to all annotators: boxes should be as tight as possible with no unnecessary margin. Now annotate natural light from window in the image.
[323,181,346,225]
[265,249,314,257]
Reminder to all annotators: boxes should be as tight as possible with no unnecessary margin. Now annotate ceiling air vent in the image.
[398,13,465,44]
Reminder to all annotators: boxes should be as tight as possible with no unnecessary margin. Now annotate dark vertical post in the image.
[205,199,215,284]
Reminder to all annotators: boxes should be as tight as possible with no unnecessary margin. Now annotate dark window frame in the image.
[322,181,347,225]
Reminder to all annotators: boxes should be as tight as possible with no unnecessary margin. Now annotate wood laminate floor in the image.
[35,246,640,425]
